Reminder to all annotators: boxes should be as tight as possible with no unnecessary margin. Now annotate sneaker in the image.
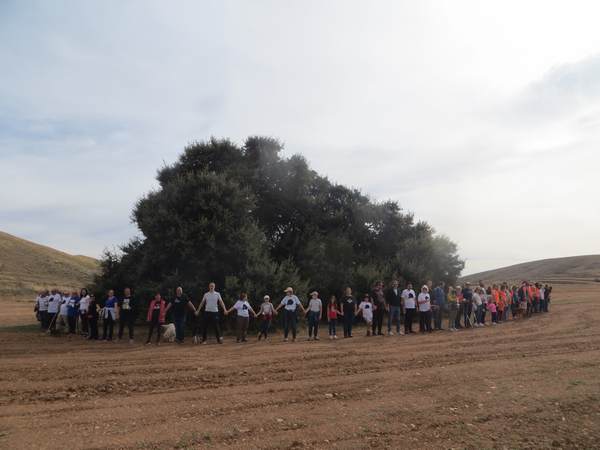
[307,337,313,341]
[284,338,288,342]
[218,338,223,344]
[388,331,394,336]
[292,338,297,342]
[333,335,338,339]
[314,336,319,341]
[329,335,333,340]
[201,340,208,345]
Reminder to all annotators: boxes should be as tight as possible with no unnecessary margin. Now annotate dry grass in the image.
[462,254,600,285]
[0,231,99,301]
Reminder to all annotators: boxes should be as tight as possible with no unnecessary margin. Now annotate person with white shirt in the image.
[275,287,306,342]
[401,283,417,334]
[78,288,90,336]
[358,294,374,336]
[305,291,323,341]
[57,292,70,333]
[417,285,432,333]
[196,282,228,344]
[35,291,50,331]
[226,292,257,343]
[46,289,63,334]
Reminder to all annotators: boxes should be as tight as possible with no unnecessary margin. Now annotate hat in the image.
[422,285,429,291]
[310,291,318,296]
[263,295,270,300]
[284,287,293,293]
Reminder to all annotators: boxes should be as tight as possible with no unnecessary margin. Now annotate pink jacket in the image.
[147,298,167,323]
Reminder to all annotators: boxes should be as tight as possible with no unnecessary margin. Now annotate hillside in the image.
[0,231,99,300]
[462,254,600,285]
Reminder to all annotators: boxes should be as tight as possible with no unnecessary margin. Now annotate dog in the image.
[161,323,176,342]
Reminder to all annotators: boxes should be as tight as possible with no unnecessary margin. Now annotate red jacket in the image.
[147,298,167,323]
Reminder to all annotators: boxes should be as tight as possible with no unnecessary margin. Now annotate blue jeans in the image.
[387,306,401,332]
[174,316,185,342]
[328,319,337,336]
[307,311,320,338]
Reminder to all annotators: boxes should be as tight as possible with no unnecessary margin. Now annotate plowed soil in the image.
[1,284,599,449]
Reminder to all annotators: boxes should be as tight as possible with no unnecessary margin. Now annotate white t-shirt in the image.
[472,293,482,306]
[417,293,431,312]
[402,289,416,309]
[280,295,301,311]
[308,298,322,312]
[203,291,222,312]
[47,294,62,314]
[59,300,69,316]
[39,295,49,311]
[79,295,90,312]
[358,301,373,321]
[233,300,251,318]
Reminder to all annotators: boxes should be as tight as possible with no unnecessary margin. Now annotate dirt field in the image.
[1,284,599,449]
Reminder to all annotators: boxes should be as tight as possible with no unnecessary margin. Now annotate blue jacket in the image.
[433,287,446,307]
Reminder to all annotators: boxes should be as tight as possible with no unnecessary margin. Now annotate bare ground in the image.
[1,284,599,449]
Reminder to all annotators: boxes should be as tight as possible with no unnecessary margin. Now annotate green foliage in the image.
[92,136,464,307]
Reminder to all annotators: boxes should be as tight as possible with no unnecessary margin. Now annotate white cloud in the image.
[1,0,599,274]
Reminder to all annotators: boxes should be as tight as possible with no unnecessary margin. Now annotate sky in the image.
[1,0,599,275]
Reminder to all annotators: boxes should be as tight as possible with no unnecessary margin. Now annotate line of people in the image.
[34,279,551,345]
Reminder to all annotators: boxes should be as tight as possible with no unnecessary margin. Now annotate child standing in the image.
[227,293,257,343]
[257,295,276,341]
[327,295,340,339]
[358,294,374,336]
[306,291,323,341]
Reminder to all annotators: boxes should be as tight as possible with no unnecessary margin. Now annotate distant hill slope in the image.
[0,231,99,300]
[462,255,600,285]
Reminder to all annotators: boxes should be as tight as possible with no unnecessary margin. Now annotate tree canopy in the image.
[93,136,464,305]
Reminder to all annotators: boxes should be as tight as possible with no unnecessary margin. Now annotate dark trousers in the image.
[343,313,354,337]
[283,310,298,339]
[259,318,271,339]
[118,311,135,340]
[48,312,57,333]
[463,302,472,327]
[88,317,98,339]
[102,315,114,340]
[80,312,89,334]
[404,308,415,333]
[419,310,432,332]
[67,315,77,334]
[202,311,221,342]
[307,311,320,338]
[372,308,384,335]
[236,316,249,341]
[456,304,463,328]
[147,319,161,343]
[173,316,185,342]
[433,306,443,330]
[40,311,49,330]
[328,319,337,336]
